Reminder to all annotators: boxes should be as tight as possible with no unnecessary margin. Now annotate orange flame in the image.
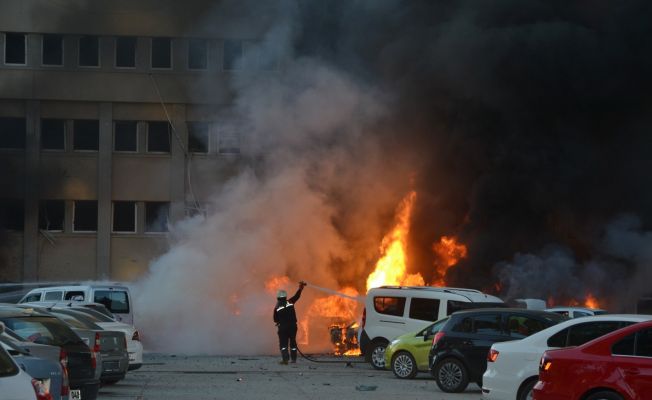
[366,191,424,291]
[431,236,468,286]
[584,293,600,309]
[264,276,290,294]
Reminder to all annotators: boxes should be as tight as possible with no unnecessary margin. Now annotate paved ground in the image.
[97,354,482,400]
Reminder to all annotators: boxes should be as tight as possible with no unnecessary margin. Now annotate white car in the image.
[482,314,652,400]
[545,306,606,318]
[0,335,39,400]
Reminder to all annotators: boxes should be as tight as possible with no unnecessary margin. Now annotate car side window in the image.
[373,296,406,317]
[574,311,591,317]
[64,291,85,300]
[547,328,569,347]
[568,322,623,347]
[635,328,652,357]
[452,316,473,333]
[507,315,546,338]
[612,333,636,356]
[409,298,441,321]
[23,293,41,302]
[472,313,503,335]
[43,291,63,301]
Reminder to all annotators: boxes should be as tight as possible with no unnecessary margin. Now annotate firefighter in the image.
[273,281,307,364]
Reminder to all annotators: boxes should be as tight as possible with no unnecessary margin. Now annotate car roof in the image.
[27,284,129,292]
[450,308,563,318]
[545,306,605,312]
[368,286,503,302]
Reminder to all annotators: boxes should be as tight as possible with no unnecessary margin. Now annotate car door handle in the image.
[624,368,640,375]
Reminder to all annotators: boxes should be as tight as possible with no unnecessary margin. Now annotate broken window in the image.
[79,35,99,67]
[151,37,171,69]
[188,38,208,70]
[73,200,97,232]
[0,199,24,231]
[42,34,63,66]
[112,201,136,233]
[4,33,26,64]
[145,202,169,232]
[73,119,99,151]
[0,117,26,149]
[223,39,242,70]
[114,120,137,152]
[147,121,170,152]
[115,37,136,68]
[41,119,65,150]
[187,122,209,153]
[39,200,64,231]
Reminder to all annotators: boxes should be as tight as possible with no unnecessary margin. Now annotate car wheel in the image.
[369,340,388,370]
[391,351,417,379]
[585,391,624,400]
[434,358,469,393]
[517,378,537,400]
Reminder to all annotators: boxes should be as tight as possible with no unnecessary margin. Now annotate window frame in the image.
[78,35,100,68]
[0,117,26,150]
[114,36,137,69]
[408,297,441,321]
[38,200,65,232]
[150,37,173,70]
[146,121,171,153]
[187,121,210,154]
[41,34,64,67]
[188,38,209,71]
[113,120,138,153]
[40,118,66,152]
[72,119,100,152]
[111,201,137,233]
[72,200,98,233]
[4,32,27,66]
[144,201,170,233]
[373,296,406,317]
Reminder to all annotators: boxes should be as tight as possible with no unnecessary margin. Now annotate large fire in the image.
[366,191,425,290]
[431,236,468,286]
[584,293,600,309]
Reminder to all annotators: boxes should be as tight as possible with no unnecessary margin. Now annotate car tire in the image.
[368,340,388,370]
[434,358,469,393]
[585,391,624,400]
[391,351,417,379]
[517,378,537,400]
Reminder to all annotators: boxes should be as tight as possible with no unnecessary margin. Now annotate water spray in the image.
[302,281,363,302]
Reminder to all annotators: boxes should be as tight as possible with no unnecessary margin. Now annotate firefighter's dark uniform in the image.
[273,285,304,363]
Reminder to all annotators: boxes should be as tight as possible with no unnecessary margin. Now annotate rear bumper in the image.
[128,362,142,371]
[70,380,100,400]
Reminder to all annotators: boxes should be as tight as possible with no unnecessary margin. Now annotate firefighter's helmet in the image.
[277,290,287,299]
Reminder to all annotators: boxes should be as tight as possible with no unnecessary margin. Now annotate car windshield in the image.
[1,316,84,346]
[0,347,19,377]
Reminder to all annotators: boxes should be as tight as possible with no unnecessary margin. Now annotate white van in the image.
[360,286,504,369]
[19,284,134,325]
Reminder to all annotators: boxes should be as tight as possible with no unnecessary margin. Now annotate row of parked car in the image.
[359,286,651,400]
[1,283,141,400]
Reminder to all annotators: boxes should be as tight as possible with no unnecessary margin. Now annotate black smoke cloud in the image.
[282,0,652,307]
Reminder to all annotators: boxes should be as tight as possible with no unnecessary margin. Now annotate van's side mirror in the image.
[423,331,432,341]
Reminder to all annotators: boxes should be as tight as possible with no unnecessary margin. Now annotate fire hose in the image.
[295,282,367,364]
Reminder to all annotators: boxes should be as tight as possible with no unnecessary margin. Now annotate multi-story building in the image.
[0,0,268,282]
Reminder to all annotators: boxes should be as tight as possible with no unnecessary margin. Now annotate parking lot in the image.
[97,353,481,400]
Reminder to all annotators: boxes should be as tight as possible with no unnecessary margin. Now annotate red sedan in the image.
[533,320,652,400]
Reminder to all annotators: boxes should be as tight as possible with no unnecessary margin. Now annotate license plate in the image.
[129,353,136,362]
[71,389,82,400]
[103,361,120,372]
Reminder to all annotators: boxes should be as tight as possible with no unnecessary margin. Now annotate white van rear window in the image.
[94,290,130,313]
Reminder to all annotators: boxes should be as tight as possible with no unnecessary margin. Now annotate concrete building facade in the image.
[0,0,266,282]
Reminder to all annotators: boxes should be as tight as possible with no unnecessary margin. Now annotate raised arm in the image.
[288,281,307,303]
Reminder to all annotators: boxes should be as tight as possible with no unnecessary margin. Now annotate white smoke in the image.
[132,3,400,354]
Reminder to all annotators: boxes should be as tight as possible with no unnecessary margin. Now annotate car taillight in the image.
[487,349,499,362]
[31,378,53,400]
[59,349,69,397]
[94,332,101,353]
[361,308,366,330]
[132,330,140,341]
[432,331,445,346]
[123,334,128,349]
[539,355,552,372]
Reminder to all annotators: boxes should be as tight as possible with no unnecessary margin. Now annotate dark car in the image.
[534,320,652,400]
[429,308,565,393]
[0,305,100,400]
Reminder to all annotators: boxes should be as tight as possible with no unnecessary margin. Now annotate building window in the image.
[0,117,26,149]
[39,200,64,231]
[147,121,170,153]
[223,39,242,71]
[41,119,65,150]
[79,35,99,67]
[4,33,26,65]
[112,201,136,233]
[188,38,208,70]
[42,34,63,66]
[114,121,137,152]
[151,37,171,69]
[145,202,169,232]
[0,199,24,231]
[187,122,209,153]
[73,200,97,232]
[115,37,136,68]
[73,120,99,151]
